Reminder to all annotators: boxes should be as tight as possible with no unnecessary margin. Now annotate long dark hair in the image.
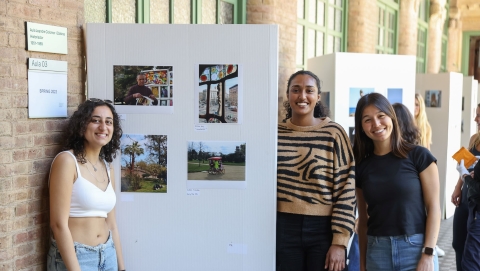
[392,103,420,145]
[62,100,123,163]
[282,70,329,121]
[353,93,413,164]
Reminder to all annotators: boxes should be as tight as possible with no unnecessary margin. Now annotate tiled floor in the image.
[437,216,457,271]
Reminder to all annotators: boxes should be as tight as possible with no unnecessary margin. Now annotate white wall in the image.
[86,24,278,271]
[461,77,479,148]
[416,73,463,219]
[308,53,416,131]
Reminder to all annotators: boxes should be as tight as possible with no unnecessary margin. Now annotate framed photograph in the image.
[425,90,441,108]
[349,87,374,116]
[387,88,403,104]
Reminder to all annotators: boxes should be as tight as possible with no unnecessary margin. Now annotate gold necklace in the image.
[84,160,106,183]
[85,157,100,171]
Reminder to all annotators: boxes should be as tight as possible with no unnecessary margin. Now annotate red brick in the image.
[11,63,27,78]
[14,122,28,135]
[28,199,47,214]
[15,190,29,201]
[0,249,13,262]
[44,145,62,157]
[0,1,6,16]
[45,119,67,132]
[12,149,27,161]
[32,158,52,174]
[28,148,43,160]
[30,186,48,200]
[0,207,14,221]
[0,221,13,234]
[15,243,33,258]
[15,203,28,217]
[0,177,13,191]
[12,93,28,108]
[29,0,61,8]
[14,135,33,148]
[0,150,11,164]
[39,8,77,26]
[0,164,12,178]
[28,122,44,133]
[0,234,12,249]
[15,250,43,269]
[8,32,25,48]
[13,175,28,189]
[14,217,33,231]
[7,2,40,19]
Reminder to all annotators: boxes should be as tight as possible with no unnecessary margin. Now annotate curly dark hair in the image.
[62,100,123,163]
[282,70,329,121]
[392,103,420,145]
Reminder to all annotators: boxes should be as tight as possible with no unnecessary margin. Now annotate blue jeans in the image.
[348,233,360,271]
[276,212,348,271]
[366,234,438,271]
[462,201,480,271]
[47,232,118,271]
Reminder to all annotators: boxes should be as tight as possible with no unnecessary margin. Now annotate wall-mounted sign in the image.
[28,58,68,118]
[26,22,67,54]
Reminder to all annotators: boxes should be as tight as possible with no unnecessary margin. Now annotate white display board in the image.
[308,53,416,142]
[416,73,463,219]
[86,24,278,270]
[461,77,479,148]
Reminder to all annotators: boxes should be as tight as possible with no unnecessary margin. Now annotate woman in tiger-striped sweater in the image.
[276,70,356,271]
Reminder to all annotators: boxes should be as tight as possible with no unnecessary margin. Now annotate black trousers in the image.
[276,212,347,271]
[452,186,469,271]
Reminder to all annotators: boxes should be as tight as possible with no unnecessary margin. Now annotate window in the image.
[416,0,429,73]
[87,0,246,24]
[376,0,398,54]
[296,0,346,70]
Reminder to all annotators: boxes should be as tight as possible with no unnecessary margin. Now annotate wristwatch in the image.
[422,247,436,256]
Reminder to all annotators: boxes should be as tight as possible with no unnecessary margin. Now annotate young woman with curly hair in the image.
[47,99,125,271]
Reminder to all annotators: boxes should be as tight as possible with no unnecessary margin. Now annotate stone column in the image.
[347,0,378,53]
[398,0,420,55]
[446,4,462,72]
[427,0,447,73]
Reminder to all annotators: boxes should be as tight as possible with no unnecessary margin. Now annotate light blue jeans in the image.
[47,232,118,271]
[366,234,438,271]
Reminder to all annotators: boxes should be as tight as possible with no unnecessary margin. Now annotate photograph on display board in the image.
[187,141,246,182]
[321,92,330,110]
[113,65,173,113]
[349,87,374,116]
[387,88,403,104]
[425,90,441,108]
[349,127,355,145]
[120,134,168,193]
[197,64,240,124]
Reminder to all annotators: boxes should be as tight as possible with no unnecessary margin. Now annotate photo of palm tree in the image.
[120,134,168,192]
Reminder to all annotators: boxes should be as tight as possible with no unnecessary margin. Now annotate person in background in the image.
[277,70,355,271]
[47,98,125,271]
[354,93,440,271]
[124,74,158,105]
[414,93,445,257]
[451,103,480,270]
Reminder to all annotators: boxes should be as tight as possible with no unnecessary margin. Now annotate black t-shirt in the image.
[356,146,436,236]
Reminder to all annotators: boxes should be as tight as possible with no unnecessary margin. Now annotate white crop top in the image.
[51,151,116,218]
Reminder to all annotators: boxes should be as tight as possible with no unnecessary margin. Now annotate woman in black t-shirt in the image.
[353,93,440,271]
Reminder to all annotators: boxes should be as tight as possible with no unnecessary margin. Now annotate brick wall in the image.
[347,0,377,53]
[247,0,297,121]
[0,1,84,270]
[398,0,420,56]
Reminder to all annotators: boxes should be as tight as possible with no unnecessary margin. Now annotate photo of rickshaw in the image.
[207,157,225,175]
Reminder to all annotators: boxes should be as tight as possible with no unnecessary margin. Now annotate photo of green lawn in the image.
[120,134,167,193]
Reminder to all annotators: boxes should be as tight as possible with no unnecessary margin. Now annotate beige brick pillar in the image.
[398,0,420,55]
[446,3,462,72]
[247,0,297,121]
[347,0,378,53]
[427,0,447,73]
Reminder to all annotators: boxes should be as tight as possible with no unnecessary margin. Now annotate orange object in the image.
[452,147,476,168]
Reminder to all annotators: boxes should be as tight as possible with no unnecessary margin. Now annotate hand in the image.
[149,94,155,99]
[456,159,469,181]
[471,156,480,168]
[416,254,434,271]
[451,184,462,206]
[133,93,141,98]
[325,245,345,271]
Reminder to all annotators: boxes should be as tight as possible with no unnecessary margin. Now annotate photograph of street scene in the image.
[113,65,173,106]
[187,141,246,181]
[120,134,168,193]
[198,64,239,123]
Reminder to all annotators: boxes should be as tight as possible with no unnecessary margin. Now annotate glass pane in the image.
[378,7,384,26]
[378,28,384,46]
[174,0,191,24]
[316,31,324,56]
[388,31,394,48]
[85,0,106,23]
[388,12,394,30]
[317,1,324,26]
[335,8,342,31]
[150,0,170,24]
[298,0,305,19]
[328,6,334,30]
[202,0,216,24]
[220,1,234,24]
[336,0,342,7]
[335,37,341,52]
[308,29,315,59]
[296,25,304,66]
[327,35,334,54]
[308,0,316,23]
[112,0,135,23]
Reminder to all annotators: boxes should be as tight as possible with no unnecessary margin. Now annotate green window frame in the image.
[105,0,246,24]
[416,0,429,73]
[296,0,348,70]
[376,0,398,54]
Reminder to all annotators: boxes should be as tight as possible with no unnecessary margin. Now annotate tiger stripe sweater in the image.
[277,118,356,247]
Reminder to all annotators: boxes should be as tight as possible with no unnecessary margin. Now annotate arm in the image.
[356,187,368,271]
[105,167,125,270]
[451,178,463,207]
[49,153,81,271]
[417,162,441,271]
[124,86,138,104]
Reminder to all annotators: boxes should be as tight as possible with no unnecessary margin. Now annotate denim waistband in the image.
[368,233,424,242]
[51,231,113,252]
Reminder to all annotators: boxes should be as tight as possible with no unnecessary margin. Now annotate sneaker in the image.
[435,245,445,257]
